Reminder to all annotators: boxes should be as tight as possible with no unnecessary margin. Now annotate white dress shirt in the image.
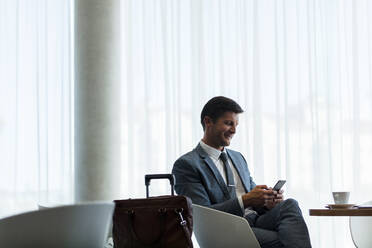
[199,140,255,216]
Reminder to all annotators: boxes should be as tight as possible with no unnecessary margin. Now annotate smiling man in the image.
[172,96,311,248]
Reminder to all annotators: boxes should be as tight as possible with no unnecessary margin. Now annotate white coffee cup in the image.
[332,191,350,204]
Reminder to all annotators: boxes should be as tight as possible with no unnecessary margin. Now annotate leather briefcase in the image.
[113,174,193,248]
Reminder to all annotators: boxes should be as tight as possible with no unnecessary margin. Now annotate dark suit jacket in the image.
[172,144,256,216]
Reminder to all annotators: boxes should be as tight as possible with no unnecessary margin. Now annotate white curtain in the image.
[121,0,372,247]
[0,0,73,217]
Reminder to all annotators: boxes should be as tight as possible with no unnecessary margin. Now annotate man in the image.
[172,96,311,248]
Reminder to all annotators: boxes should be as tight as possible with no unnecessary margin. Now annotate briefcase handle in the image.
[145,174,175,198]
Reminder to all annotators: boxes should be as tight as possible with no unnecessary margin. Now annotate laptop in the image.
[192,204,261,248]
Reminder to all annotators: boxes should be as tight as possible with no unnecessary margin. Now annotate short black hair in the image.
[200,96,244,130]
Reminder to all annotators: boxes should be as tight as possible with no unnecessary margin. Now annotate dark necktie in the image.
[219,152,236,198]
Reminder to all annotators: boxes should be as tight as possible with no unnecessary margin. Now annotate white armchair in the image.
[349,201,372,248]
[0,202,114,248]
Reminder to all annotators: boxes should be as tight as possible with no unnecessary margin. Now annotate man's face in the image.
[204,111,239,150]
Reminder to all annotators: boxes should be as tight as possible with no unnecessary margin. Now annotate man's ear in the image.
[203,116,213,128]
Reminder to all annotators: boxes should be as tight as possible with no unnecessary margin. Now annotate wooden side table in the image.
[310,208,372,247]
[309,208,372,216]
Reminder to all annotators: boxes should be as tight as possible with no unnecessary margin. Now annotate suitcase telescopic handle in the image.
[145,174,175,198]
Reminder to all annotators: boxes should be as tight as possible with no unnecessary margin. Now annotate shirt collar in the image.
[199,140,226,160]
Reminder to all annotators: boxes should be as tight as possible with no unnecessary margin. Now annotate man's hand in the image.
[242,185,275,208]
[264,188,284,209]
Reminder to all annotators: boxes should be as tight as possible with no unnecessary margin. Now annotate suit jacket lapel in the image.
[195,144,230,198]
[226,149,249,193]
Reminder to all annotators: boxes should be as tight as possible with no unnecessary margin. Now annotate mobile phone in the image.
[273,180,286,191]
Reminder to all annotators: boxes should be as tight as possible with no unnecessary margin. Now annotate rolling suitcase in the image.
[113,174,193,248]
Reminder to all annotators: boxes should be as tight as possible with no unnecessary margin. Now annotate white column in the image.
[74,0,121,202]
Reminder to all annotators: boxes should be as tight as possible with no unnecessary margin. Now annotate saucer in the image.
[355,205,372,209]
[325,204,356,209]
